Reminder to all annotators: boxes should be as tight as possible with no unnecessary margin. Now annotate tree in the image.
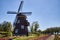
[43,27,60,34]
[37,29,41,33]
[2,21,12,32]
[0,21,12,36]
[0,24,2,31]
[30,21,39,33]
[34,22,39,32]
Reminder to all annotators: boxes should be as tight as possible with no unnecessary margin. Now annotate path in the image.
[34,35,51,40]
[34,35,55,40]
[46,35,55,40]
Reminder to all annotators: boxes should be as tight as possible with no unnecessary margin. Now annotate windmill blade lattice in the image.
[7,11,17,14]
[7,11,32,15]
[18,1,24,13]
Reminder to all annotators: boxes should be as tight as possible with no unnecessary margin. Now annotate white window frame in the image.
[15,29,18,33]
[17,20,20,23]
[21,25,24,29]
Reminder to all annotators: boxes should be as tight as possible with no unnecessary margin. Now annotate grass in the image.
[0,32,48,40]
[12,34,47,40]
[12,36,31,40]
[12,35,37,40]
[0,31,12,38]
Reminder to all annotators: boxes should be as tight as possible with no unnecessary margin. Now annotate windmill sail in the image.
[18,1,24,13]
[7,11,32,15]
[7,11,17,14]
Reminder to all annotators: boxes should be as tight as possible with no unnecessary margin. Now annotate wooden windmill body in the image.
[7,1,32,36]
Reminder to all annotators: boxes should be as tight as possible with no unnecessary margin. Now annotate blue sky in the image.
[0,0,60,31]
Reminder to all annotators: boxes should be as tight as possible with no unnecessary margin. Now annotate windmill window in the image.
[21,25,24,29]
[17,20,20,23]
[15,29,18,33]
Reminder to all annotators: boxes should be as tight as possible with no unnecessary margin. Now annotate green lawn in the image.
[0,32,47,40]
[12,35,37,40]
[12,34,47,40]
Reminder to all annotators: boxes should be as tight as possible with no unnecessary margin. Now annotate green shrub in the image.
[7,32,12,36]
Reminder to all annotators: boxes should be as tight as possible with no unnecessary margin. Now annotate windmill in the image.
[7,0,32,36]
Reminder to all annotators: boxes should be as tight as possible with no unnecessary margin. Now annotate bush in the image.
[7,32,12,36]
[54,35,60,40]
[0,32,12,37]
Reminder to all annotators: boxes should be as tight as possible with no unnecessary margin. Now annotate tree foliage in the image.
[0,21,12,32]
[0,21,12,36]
[43,27,60,34]
[30,21,39,33]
